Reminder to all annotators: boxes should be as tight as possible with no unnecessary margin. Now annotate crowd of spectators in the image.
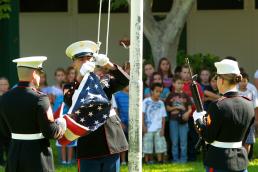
[0,56,258,166]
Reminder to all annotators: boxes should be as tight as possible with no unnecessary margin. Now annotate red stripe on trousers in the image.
[78,159,80,172]
[209,167,214,172]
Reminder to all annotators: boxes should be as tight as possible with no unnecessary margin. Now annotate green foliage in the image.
[103,0,128,10]
[177,51,221,75]
[0,0,11,20]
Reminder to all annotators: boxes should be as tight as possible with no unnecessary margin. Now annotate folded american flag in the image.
[55,72,111,145]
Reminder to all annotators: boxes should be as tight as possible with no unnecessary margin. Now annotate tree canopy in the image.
[0,0,11,20]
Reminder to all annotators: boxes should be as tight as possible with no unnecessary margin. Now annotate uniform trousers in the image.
[205,166,248,172]
[78,153,120,172]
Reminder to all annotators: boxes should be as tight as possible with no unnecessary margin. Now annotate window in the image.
[197,0,244,10]
[20,0,68,12]
[78,0,128,13]
[152,0,173,12]
[255,0,258,9]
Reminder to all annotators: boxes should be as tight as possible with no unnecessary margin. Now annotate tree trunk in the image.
[143,0,195,68]
[150,32,181,70]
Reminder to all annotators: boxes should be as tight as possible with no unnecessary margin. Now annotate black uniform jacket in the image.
[64,64,129,159]
[0,81,63,172]
[202,91,255,171]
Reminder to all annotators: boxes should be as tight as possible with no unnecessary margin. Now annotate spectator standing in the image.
[39,73,55,105]
[254,70,258,91]
[143,83,167,164]
[56,66,78,165]
[143,63,155,88]
[238,72,256,158]
[0,77,9,96]
[112,85,129,165]
[166,76,192,163]
[144,72,170,101]
[52,68,66,112]
[158,57,173,89]
[0,77,10,166]
[180,65,204,161]
[199,69,220,110]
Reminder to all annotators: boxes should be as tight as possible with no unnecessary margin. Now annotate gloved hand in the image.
[55,117,67,131]
[193,111,206,122]
[80,61,95,76]
[93,53,110,66]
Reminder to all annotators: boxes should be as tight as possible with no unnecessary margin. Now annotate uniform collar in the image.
[17,81,33,88]
[223,89,239,97]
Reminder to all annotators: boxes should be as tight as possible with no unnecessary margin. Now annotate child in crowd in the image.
[142,83,167,164]
[52,68,66,112]
[166,76,192,163]
[144,72,170,101]
[143,63,155,87]
[238,72,256,158]
[157,57,173,89]
[199,69,220,110]
[180,64,204,161]
[112,85,129,165]
[56,66,77,165]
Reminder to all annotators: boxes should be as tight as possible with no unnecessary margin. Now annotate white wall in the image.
[20,12,130,85]
[187,1,258,81]
[20,0,258,84]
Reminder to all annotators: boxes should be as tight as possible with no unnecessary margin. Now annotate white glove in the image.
[55,117,67,131]
[80,61,95,76]
[93,53,110,66]
[193,110,206,122]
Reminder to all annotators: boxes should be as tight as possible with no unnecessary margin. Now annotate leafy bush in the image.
[0,0,11,20]
[177,51,221,75]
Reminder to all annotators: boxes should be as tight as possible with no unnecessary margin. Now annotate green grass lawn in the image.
[1,140,258,172]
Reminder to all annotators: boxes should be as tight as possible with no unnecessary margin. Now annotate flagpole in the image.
[128,0,143,172]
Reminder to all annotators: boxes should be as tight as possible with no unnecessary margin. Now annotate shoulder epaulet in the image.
[32,88,46,95]
[240,96,251,101]
[217,96,227,102]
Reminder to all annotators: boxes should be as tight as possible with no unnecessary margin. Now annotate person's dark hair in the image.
[218,74,242,85]
[39,73,48,86]
[143,62,154,68]
[173,75,183,82]
[54,67,66,76]
[174,65,182,74]
[241,72,249,81]
[0,77,9,82]
[224,56,237,61]
[157,57,173,78]
[67,66,77,76]
[150,82,163,91]
[199,68,211,82]
[239,67,245,74]
[150,72,163,85]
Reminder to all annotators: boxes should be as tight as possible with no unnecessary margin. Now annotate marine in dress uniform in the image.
[65,41,128,172]
[0,56,66,172]
[193,59,255,172]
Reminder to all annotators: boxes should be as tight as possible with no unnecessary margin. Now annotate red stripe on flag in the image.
[209,167,214,172]
[78,159,80,172]
[53,103,64,119]
[64,115,88,136]
[58,137,72,146]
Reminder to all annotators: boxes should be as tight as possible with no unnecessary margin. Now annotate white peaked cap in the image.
[12,56,47,69]
[65,40,99,60]
[215,59,240,75]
